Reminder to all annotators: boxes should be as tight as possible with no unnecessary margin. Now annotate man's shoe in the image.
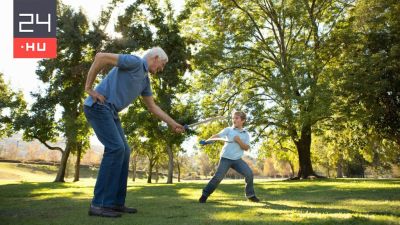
[112,205,138,214]
[248,196,260,202]
[88,205,122,218]
[198,195,208,203]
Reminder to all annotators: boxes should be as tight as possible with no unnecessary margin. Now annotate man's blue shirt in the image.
[84,54,153,112]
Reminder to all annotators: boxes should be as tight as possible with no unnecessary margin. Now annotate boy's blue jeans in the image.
[84,103,130,208]
[202,157,256,198]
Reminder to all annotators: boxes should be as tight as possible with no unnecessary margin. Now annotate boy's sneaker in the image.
[198,195,208,203]
[248,196,260,202]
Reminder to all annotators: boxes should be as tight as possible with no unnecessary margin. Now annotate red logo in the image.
[14,38,57,58]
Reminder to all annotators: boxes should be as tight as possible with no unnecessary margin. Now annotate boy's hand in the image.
[234,136,241,143]
[234,135,250,151]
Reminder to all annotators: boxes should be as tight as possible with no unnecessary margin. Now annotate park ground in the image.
[0,162,399,225]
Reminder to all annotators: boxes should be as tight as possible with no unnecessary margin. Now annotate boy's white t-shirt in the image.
[217,127,250,160]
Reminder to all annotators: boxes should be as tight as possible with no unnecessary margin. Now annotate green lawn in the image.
[0,163,399,225]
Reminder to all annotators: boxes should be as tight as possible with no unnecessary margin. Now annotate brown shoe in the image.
[248,196,260,202]
[112,205,138,214]
[88,205,122,218]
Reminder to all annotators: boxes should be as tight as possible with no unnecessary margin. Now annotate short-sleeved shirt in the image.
[217,127,250,160]
[84,54,153,112]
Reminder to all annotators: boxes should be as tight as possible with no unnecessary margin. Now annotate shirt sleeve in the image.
[141,76,153,96]
[117,54,142,70]
[217,128,230,138]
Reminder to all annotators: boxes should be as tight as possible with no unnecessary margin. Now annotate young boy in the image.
[199,111,260,203]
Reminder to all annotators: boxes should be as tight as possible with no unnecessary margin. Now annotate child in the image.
[199,111,260,203]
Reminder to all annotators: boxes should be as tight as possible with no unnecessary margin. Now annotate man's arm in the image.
[141,96,184,133]
[234,136,250,151]
[85,53,119,103]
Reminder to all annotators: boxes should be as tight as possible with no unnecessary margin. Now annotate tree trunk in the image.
[73,143,82,182]
[155,166,159,183]
[131,153,137,182]
[166,145,173,184]
[288,161,295,178]
[336,152,343,178]
[54,142,72,182]
[294,125,318,179]
[176,159,181,182]
[147,160,153,183]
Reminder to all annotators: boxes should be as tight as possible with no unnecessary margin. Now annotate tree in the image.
[335,0,400,145]
[15,3,109,182]
[0,73,26,138]
[258,130,298,177]
[182,0,355,178]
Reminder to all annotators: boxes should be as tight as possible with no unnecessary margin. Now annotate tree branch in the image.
[33,136,64,154]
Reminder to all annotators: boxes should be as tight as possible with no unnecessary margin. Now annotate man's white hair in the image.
[143,47,168,62]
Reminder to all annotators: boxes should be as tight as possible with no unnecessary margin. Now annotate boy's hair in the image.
[232,111,246,122]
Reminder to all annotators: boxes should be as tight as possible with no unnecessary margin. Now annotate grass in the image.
[0,163,399,225]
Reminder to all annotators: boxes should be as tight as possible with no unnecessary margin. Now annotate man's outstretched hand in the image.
[171,123,185,133]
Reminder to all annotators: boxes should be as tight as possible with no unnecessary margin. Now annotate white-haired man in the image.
[84,47,184,218]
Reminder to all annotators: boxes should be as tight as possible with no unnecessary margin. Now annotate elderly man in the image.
[84,47,184,218]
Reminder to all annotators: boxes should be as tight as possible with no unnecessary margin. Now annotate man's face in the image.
[149,56,167,74]
[232,115,244,128]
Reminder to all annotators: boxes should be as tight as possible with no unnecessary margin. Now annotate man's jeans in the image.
[202,157,255,198]
[84,103,130,208]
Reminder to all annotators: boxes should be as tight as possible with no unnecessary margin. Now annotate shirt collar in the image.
[142,58,149,72]
[232,127,246,133]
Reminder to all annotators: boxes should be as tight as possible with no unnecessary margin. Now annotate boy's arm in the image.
[234,136,250,151]
[206,134,220,141]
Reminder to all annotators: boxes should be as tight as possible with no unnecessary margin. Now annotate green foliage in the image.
[258,129,298,174]
[334,0,400,144]
[115,0,195,179]
[13,2,117,181]
[0,73,26,138]
[23,3,93,151]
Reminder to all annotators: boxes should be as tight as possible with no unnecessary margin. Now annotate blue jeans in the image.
[84,103,130,207]
[202,157,256,198]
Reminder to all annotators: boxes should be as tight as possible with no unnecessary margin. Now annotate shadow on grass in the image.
[0,180,399,225]
[16,164,58,175]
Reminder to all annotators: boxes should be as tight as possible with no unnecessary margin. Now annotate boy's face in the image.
[232,114,245,128]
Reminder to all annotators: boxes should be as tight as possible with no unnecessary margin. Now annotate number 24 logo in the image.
[19,13,51,33]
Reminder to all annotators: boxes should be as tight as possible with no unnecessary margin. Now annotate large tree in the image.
[182,0,354,178]
[335,0,400,145]
[15,3,110,182]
